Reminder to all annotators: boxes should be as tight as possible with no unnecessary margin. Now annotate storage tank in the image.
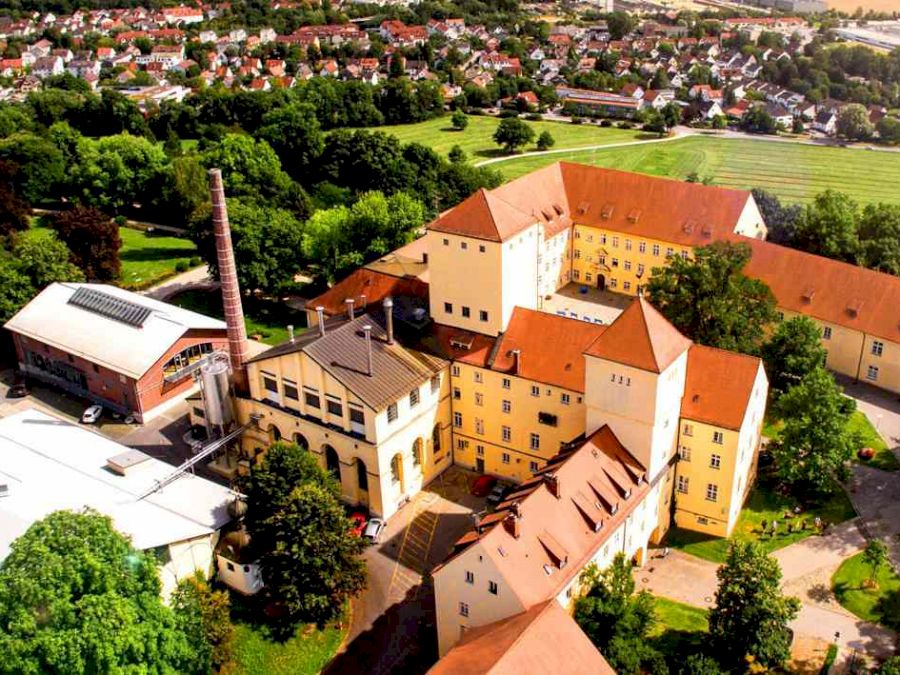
[200,357,234,427]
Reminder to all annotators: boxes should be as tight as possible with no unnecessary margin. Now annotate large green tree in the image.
[708,541,800,670]
[0,510,204,674]
[0,161,31,238]
[52,206,122,282]
[762,316,828,398]
[857,203,900,275]
[171,573,235,674]
[770,367,858,497]
[646,242,778,355]
[256,102,325,181]
[238,442,366,637]
[793,190,859,262]
[493,117,535,153]
[574,553,662,673]
[836,103,874,141]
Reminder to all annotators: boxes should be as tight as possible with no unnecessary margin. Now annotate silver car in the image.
[81,404,103,424]
[363,518,386,544]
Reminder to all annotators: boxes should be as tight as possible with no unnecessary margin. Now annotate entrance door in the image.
[476,458,485,473]
[597,274,606,291]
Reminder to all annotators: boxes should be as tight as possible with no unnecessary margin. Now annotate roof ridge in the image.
[637,296,658,370]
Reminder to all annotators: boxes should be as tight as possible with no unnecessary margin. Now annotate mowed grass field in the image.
[377,115,645,159]
[491,135,900,206]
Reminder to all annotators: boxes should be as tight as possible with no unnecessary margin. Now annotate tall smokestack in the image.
[363,325,373,376]
[209,168,249,395]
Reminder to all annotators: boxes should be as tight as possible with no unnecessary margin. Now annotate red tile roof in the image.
[585,296,691,373]
[307,268,428,318]
[682,345,763,430]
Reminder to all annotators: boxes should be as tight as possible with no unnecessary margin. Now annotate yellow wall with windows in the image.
[449,361,585,483]
[570,224,692,296]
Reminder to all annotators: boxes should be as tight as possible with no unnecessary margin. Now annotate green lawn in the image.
[376,114,645,160]
[847,410,900,471]
[169,289,306,346]
[649,597,709,664]
[231,600,347,675]
[491,136,900,206]
[832,552,900,629]
[117,227,199,290]
[664,483,857,563]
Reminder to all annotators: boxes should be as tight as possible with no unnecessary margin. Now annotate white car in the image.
[363,518,386,544]
[81,404,103,424]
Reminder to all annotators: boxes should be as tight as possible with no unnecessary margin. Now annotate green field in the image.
[376,115,645,160]
[490,135,900,206]
[664,483,857,563]
[832,552,900,629]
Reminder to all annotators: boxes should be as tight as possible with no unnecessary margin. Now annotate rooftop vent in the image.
[68,287,152,327]
[627,209,641,223]
[552,203,564,215]
[846,301,862,318]
[450,334,475,350]
[601,203,615,220]
[802,287,816,303]
[106,449,152,476]
[577,201,591,216]
[541,208,553,221]
[701,224,714,238]
[0,483,8,498]
[682,220,696,234]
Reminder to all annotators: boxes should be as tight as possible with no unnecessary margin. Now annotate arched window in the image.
[391,454,402,485]
[412,438,423,468]
[269,425,282,442]
[432,424,441,452]
[356,458,368,492]
[293,433,309,450]
[324,445,340,479]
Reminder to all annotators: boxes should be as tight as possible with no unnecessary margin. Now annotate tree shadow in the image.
[119,247,195,263]
[650,628,708,667]
[473,147,512,159]
[806,583,833,603]
[874,588,900,630]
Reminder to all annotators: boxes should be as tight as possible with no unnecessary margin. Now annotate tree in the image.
[0,161,31,238]
[836,103,874,141]
[238,442,366,636]
[607,11,637,40]
[0,260,37,324]
[680,653,725,674]
[493,117,535,153]
[448,144,466,163]
[256,102,325,181]
[762,316,828,398]
[574,554,661,672]
[708,541,800,670]
[793,190,859,262]
[646,242,778,355]
[862,540,889,587]
[751,189,801,246]
[171,573,235,674]
[52,206,121,282]
[742,106,778,134]
[189,198,305,295]
[0,132,65,203]
[303,191,424,283]
[877,657,900,674]
[857,203,900,275]
[662,102,681,130]
[770,367,858,497]
[877,116,900,144]
[642,109,668,136]
[536,130,555,150]
[0,510,203,674]
[451,109,469,131]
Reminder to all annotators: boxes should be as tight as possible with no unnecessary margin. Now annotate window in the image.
[623,281,631,292]
[637,263,644,276]
[679,447,691,461]
[459,602,469,617]
[677,476,689,494]
[443,238,449,246]
[666,247,674,258]
[387,403,398,423]
[586,272,593,282]
[652,244,660,256]
[462,306,471,318]
[823,326,832,340]
[350,407,365,425]
[502,399,511,413]
[530,461,539,472]
[465,571,474,584]
[444,302,453,314]
[502,377,511,389]
[680,250,689,260]
[475,418,484,435]
[488,581,498,595]
[611,236,619,248]
[597,234,603,244]
[431,375,440,393]
[453,387,461,400]
[710,454,721,469]
[639,241,646,253]
[479,244,486,253]
[625,239,632,251]
[573,270,581,280]
[453,412,462,427]
[480,310,489,322]
[531,385,540,397]
[474,371,483,383]
[867,365,879,381]
[327,398,343,417]
[712,431,724,445]
[574,249,581,259]
[610,278,617,289]
[409,387,420,407]
[475,392,483,406]
[461,241,467,250]
[283,381,299,401]
[611,257,619,268]
[502,426,511,442]
[452,365,460,377]
[560,393,570,405]
[872,340,884,357]
[476,444,484,457]
[624,260,632,271]
[706,483,718,502]
[304,389,320,409]
[502,452,511,464]
[529,433,540,450]
[683,423,693,437]
[538,412,558,427]
[263,376,278,393]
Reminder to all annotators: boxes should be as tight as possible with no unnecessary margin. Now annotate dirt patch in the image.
[789,636,829,674]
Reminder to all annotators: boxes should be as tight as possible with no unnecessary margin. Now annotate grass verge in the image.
[831,551,900,629]
[664,482,857,563]
[169,289,306,346]
[847,410,899,471]
[118,227,199,290]
[649,597,709,663]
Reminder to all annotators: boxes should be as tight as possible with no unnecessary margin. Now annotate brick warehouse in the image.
[5,282,229,422]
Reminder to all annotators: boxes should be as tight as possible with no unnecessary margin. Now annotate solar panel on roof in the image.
[67,287,152,327]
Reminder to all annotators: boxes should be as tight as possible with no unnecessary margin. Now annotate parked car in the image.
[487,482,513,506]
[363,518,386,543]
[81,404,103,424]
[471,475,497,497]
[349,512,368,537]
[7,383,28,399]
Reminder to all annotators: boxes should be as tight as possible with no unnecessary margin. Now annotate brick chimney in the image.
[503,501,522,539]
[209,168,249,394]
[543,472,561,499]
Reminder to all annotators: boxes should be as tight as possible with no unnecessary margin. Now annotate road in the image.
[142,264,214,301]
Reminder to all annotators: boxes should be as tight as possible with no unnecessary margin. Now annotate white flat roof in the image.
[0,408,236,560]
[4,282,226,379]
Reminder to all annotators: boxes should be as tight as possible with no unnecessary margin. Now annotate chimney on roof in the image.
[360,294,367,309]
[316,306,326,337]
[511,349,521,375]
[384,297,394,345]
[346,298,355,320]
[208,168,249,395]
[363,324,373,376]
[503,505,521,539]
[288,325,295,343]
[543,472,561,499]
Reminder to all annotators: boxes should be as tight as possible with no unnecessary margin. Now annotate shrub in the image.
[600,119,613,127]
[175,260,189,273]
[524,113,543,121]
[114,215,127,227]
[189,256,202,267]
[571,117,584,125]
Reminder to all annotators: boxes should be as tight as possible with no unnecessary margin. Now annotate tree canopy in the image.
[52,206,121,282]
[761,316,828,398]
[646,242,777,355]
[493,117,535,153]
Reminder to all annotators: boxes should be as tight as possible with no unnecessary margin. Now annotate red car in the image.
[471,475,497,498]
[349,512,368,537]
